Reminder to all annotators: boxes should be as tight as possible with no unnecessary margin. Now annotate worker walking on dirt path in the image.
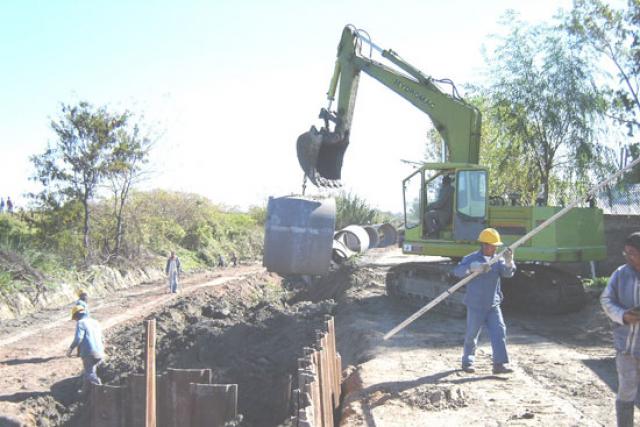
[601,231,640,427]
[230,252,237,267]
[75,289,89,316]
[452,228,516,375]
[66,305,104,394]
[166,251,181,293]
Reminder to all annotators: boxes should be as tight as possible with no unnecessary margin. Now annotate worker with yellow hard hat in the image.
[67,303,104,394]
[75,289,90,316]
[452,228,516,375]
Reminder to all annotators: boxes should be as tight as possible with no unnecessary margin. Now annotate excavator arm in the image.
[297,25,482,187]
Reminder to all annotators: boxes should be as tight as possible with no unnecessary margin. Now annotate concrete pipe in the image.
[375,223,399,247]
[332,239,354,264]
[363,226,380,249]
[263,196,335,275]
[334,225,370,254]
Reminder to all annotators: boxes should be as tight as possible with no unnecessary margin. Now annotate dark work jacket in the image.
[429,184,454,226]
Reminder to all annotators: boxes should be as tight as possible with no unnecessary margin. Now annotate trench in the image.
[20,264,386,427]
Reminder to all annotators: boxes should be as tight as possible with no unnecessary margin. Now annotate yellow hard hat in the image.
[478,228,503,246]
[70,305,86,319]
[77,289,87,297]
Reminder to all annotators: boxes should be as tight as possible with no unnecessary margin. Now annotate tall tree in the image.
[479,14,609,204]
[568,0,640,134]
[30,102,128,259]
[107,123,152,259]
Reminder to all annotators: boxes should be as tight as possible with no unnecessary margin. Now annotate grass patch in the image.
[583,276,609,289]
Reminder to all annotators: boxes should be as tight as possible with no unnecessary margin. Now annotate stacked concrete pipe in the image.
[262,194,399,274]
[332,222,399,264]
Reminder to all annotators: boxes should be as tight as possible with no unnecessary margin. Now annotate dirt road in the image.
[336,251,621,426]
[0,265,262,426]
[0,249,627,426]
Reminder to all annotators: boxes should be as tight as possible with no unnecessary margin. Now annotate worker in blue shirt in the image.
[75,289,89,316]
[601,232,640,427]
[452,228,516,374]
[67,305,104,393]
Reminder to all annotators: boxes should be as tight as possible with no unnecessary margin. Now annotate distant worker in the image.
[0,197,4,213]
[218,254,226,268]
[601,232,640,427]
[452,228,516,375]
[165,251,181,293]
[75,289,90,316]
[6,197,13,214]
[66,305,104,394]
[230,252,238,267]
[425,175,454,236]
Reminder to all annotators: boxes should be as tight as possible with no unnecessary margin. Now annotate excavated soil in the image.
[1,249,624,426]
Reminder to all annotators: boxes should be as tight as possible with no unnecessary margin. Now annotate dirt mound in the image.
[401,384,468,411]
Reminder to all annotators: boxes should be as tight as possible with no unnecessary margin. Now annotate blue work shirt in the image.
[601,264,640,357]
[69,315,104,359]
[452,250,517,309]
[75,299,89,316]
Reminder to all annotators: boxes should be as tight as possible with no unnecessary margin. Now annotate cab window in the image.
[403,171,422,229]
[456,170,487,218]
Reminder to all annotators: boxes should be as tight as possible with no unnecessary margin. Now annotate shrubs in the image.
[0,191,264,292]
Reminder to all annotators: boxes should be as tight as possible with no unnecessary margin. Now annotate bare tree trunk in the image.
[82,197,91,261]
[113,179,131,258]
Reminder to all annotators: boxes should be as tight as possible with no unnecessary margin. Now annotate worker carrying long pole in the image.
[384,155,640,342]
[453,228,516,375]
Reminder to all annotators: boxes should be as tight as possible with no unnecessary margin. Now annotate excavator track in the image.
[386,262,586,316]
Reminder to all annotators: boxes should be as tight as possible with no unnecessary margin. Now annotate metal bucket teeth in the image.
[296,127,348,188]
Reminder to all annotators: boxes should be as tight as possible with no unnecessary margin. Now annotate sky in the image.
[0,0,573,213]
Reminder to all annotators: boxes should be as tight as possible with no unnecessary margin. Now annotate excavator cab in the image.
[403,164,488,256]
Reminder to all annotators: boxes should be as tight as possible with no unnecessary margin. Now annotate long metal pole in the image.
[384,156,640,340]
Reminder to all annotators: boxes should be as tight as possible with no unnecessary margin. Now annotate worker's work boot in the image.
[492,364,514,375]
[616,400,634,427]
[461,364,475,373]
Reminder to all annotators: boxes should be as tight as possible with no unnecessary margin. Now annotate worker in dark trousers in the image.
[452,228,516,374]
[601,232,640,427]
[425,175,454,236]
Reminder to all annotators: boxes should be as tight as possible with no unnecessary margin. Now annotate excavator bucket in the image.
[296,126,348,187]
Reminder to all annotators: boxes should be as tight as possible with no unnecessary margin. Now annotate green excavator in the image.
[297,25,606,314]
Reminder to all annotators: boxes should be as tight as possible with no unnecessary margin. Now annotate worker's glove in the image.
[502,249,514,266]
[469,261,490,274]
[66,348,73,358]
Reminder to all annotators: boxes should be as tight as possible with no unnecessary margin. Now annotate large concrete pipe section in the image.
[334,225,370,254]
[332,239,354,264]
[375,223,399,247]
[263,196,335,275]
[363,226,380,249]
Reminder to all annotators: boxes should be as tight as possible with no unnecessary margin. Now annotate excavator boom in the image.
[297,25,481,187]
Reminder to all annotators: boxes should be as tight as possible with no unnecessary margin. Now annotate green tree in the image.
[479,14,609,205]
[335,192,380,229]
[30,102,128,259]
[106,123,153,259]
[568,0,640,134]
